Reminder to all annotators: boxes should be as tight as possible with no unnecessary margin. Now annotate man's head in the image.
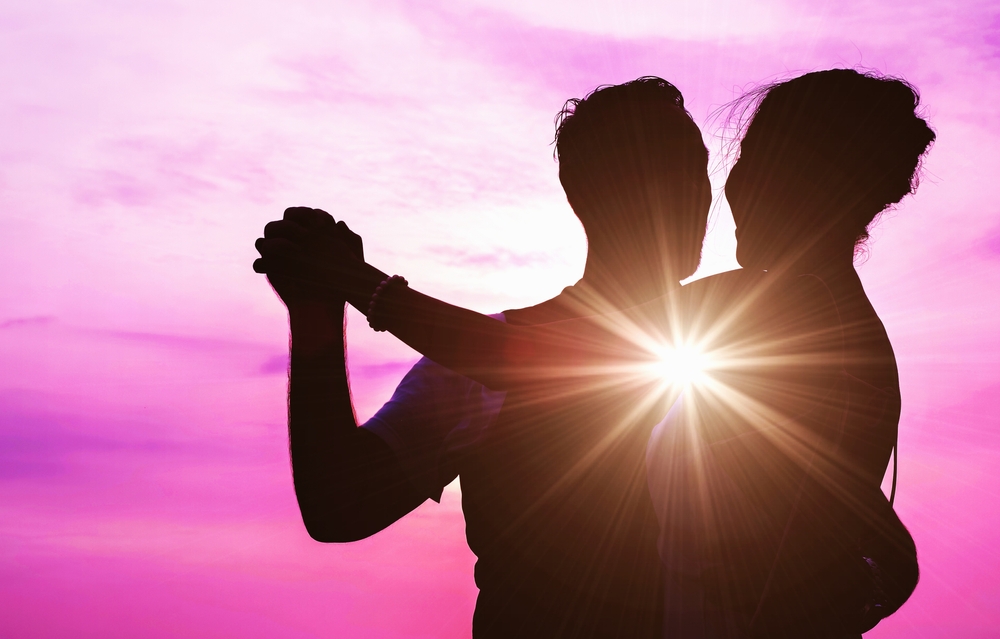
[554,77,711,283]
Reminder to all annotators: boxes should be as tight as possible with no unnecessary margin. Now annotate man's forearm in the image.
[288,302,357,538]
[287,302,424,542]
[288,302,353,441]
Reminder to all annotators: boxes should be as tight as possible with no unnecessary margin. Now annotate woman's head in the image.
[725,69,935,270]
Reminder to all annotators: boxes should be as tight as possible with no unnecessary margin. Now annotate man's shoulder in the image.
[502,290,579,325]
[395,311,507,391]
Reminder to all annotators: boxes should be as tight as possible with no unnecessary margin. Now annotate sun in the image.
[651,342,712,388]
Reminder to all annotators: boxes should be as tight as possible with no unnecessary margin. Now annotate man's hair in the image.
[553,77,710,279]
[554,77,688,158]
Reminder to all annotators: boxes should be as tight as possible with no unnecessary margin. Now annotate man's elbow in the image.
[303,524,352,544]
[294,484,367,542]
[301,514,370,543]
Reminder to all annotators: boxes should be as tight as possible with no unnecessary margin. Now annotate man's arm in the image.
[286,301,426,542]
[257,207,426,541]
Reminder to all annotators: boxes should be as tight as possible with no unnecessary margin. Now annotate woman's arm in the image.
[369,282,667,389]
[254,208,673,390]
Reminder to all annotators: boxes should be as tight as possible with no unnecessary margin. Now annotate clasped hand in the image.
[253,207,367,310]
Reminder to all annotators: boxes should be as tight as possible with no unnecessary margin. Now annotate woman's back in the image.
[822,269,899,489]
[696,68,933,635]
[738,270,901,637]
[649,267,903,637]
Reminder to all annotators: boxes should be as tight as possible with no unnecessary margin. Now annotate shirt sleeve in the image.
[362,313,508,502]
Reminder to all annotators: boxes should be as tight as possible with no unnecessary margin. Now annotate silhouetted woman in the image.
[254,68,934,639]
[646,68,936,638]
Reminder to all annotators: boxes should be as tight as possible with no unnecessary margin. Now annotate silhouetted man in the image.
[263,77,711,638]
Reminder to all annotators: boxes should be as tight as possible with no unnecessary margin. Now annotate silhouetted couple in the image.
[254,69,934,638]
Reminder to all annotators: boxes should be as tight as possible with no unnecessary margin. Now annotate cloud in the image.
[428,245,554,269]
[70,134,279,213]
[96,328,265,353]
[982,224,1000,257]
[987,13,1000,56]
[0,315,56,329]
[354,359,421,378]
[0,390,209,480]
[259,353,288,375]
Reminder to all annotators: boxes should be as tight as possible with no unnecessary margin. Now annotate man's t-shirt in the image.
[363,291,666,638]
[362,313,507,502]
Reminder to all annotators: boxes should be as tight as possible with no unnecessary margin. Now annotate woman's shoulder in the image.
[681,267,754,296]
[680,268,839,322]
[684,268,835,302]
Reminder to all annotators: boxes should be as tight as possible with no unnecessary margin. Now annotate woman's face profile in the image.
[725,160,749,260]
[725,153,775,269]
[726,134,843,270]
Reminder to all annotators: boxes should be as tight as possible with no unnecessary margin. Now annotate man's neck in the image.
[579,253,677,311]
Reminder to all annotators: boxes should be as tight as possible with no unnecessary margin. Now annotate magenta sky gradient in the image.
[2,1,999,637]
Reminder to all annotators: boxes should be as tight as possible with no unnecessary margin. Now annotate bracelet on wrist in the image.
[366,275,408,332]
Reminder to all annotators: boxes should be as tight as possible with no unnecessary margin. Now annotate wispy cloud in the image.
[429,245,554,269]
[0,315,56,330]
[259,353,288,375]
[982,224,1000,257]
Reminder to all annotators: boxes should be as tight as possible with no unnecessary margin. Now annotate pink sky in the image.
[2,0,999,636]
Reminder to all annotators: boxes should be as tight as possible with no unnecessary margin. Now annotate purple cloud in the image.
[259,353,289,375]
[429,245,554,269]
[982,224,1000,257]
[0,315,56,329]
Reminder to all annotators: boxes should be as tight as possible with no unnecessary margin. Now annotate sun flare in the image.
[651,343,713,388]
